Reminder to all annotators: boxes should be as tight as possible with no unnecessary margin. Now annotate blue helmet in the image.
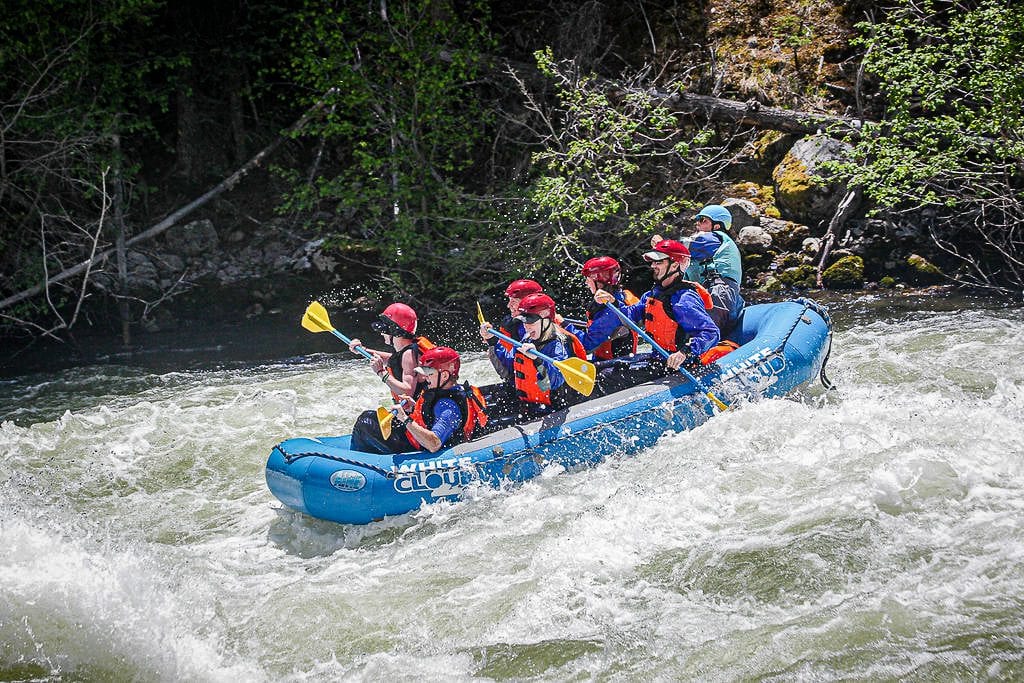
[695,204,732,230]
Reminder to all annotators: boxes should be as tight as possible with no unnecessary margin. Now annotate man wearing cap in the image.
[652,204,745,335]
[480,292,586,417]
[595,239,719,373]
[350,346,487,453]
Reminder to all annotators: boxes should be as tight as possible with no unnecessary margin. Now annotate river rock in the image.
[906,253,944,284]
[126,250,160,292]
[772,135,853,228]
[164,218,219,256]
[821,254,864,289]
[721,198,760,231]
[736,225,773,253]
[760,217,810,251]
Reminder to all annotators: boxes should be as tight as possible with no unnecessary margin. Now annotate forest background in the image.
[1,0,1021,347]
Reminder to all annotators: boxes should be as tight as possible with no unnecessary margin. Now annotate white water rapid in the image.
[2,300,1022,680]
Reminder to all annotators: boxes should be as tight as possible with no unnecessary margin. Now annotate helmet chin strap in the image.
[655,263,680,287]
[537,317,554,341]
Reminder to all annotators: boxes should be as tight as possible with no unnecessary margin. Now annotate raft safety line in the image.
[273,443,520,479]
[786,297,835,390]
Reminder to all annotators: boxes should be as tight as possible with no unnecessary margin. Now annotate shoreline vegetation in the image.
[1,1,1022,353]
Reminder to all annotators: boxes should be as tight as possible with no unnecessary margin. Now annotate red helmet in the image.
[417,346,460,377]
[644,239,690,263]
[516,292,556,320]
[504,279,543,298]
[581,256,621,285]
[372,302,418,337]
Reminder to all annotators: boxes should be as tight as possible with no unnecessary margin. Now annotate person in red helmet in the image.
[480,292,586,416]
[347,302,434,401]
[563,256,640,361]
[595,239,719,373]
[351,347,488,453]
[651,203,745,335]
[482,278,545,383]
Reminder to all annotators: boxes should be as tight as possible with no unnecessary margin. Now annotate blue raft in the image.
[266,298,833,525]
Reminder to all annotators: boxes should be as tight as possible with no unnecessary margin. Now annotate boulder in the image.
[736,225,773,253]
[720,198,760,232]
[906,253,944,284]
[821,255,864,289]
[760,217,810,251]
[772,135,853,228]
[164,218,219,256]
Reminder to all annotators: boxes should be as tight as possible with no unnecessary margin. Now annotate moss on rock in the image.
[822,255,864,289]
[906,253,943,283]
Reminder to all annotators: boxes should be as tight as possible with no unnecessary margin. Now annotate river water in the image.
[2,294,1022,681]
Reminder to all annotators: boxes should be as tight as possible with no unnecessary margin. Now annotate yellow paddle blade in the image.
[554,357,596,397]
[376,405,395,440]
[475,301,486,325]
[301,301,334,334]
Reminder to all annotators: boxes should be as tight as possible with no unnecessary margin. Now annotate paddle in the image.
[301,301,374,360]
[376,400,413,440]
[602,300,729,411]
[479,315,596,397]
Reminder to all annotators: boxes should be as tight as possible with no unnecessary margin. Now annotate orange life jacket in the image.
[498,319,520,353]
[406,382,489,449]
[643,281,713,353]
[513,329,583,405]
[699,340,740,365]
[385,336,435,402]
[589,289,640,361]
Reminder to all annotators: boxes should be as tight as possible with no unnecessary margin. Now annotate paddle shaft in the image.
[602,301,729,410]
[485,327,588,384]
[325,328,373,360]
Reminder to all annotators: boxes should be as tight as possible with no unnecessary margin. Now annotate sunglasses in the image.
[371,317,406,337]
[643,254,671,264]
[516,312,544,323]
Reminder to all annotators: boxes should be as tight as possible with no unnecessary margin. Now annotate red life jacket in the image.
[406,382,489,449]
[589,289,640,361]
[385,336,435,402]
[643,281,713,353]
[513,328,584,405]
[699,340,740,365]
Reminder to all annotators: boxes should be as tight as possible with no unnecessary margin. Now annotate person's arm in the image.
[402,398,460,453]
[481,323,516,374]
[383,348,418,396]
[575,308,619,352]
[672,291,720,357]
[595,289,645,324]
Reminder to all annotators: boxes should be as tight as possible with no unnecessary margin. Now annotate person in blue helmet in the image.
[652,203,745,336]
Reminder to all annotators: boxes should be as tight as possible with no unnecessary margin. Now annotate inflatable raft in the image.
[266,298,833,525]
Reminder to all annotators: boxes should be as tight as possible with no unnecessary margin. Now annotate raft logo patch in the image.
[330,469,366,492]
[391,457,474,497]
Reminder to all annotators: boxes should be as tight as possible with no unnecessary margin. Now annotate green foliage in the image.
[280,0,503,299]
[832,0,1024,291]
[0,0,178,314]
[839,0,1024,206]
[526,48,736,252]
